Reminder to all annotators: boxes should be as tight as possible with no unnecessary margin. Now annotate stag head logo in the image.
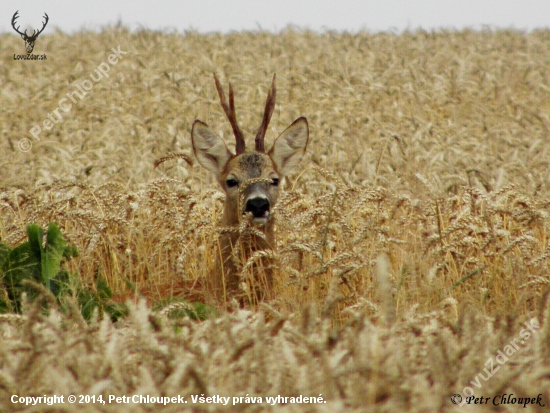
[12,11,49,54]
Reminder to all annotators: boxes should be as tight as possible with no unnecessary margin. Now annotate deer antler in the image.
[255,74,276,153]
[11,11,49,39]
[11,11,26,37]
[213,73,246,155]
[34,13,49,38]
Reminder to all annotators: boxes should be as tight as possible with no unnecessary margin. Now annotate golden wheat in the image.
[1,27,550,411]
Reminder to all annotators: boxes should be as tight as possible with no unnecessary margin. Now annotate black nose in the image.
[245,197,270,218]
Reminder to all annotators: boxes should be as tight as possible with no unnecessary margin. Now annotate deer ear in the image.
[268,117,309,176]
[191,120,233,177]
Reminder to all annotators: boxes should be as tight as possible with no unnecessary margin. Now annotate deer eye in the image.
[226,178,239,188]
[271,178,280,187]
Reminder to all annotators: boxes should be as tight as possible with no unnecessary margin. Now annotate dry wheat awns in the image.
[1,27,549,317]
[1,27,550,412]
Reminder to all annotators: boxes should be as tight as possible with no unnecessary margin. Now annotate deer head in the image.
[12,11,49,54]
[192,74,309,230]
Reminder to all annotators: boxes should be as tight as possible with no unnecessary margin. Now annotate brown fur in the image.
[215,152,279,303]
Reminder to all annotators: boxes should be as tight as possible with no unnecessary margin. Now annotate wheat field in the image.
[1,27,550,412]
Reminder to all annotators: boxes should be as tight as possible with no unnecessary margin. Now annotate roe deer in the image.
[191,74,309,303]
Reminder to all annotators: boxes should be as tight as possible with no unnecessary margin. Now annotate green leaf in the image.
[0,244,11,268]
[77,288,98,321]
[0,223,79,314]
[189,302,218,320]
[96,278,113,301]
[105,302,128,322]
[26,224,44,262]
[63,245,79,259]
[42,223,67,290]
[2,242,40,312]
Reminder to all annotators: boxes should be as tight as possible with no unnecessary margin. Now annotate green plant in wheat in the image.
[153,297,218,321]
[77,275,129,322]
[0,223,78,313]
[0,222,127,321]
[0,222,212,322]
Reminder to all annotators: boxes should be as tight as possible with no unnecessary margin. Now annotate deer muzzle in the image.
[244,196,270,225]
